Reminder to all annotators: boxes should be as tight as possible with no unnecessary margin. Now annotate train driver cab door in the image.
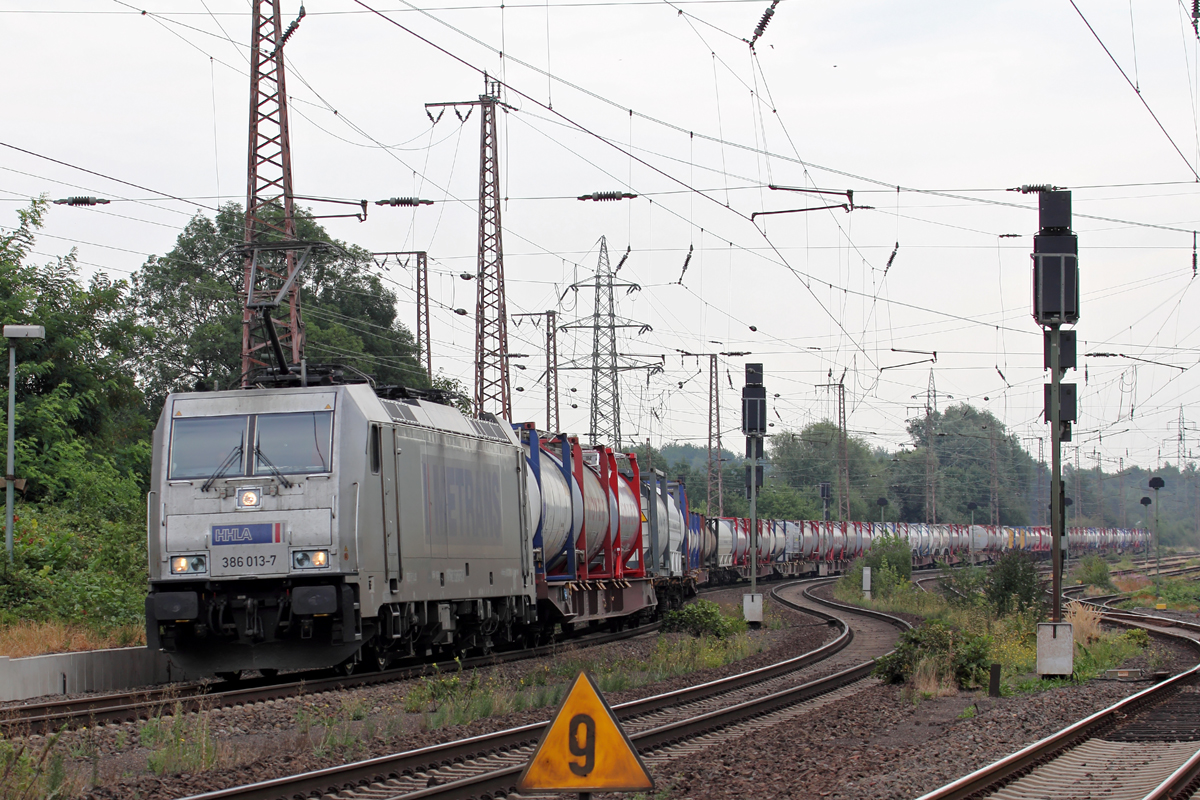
[372,424,401,590]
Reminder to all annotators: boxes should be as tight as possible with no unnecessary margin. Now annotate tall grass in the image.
[0,620,144,658]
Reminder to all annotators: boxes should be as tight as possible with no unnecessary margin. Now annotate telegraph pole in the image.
[427,77,513,418]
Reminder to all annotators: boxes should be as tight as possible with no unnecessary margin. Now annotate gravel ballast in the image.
[66,587,831,799]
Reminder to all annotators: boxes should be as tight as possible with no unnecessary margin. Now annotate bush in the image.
[986,551,1044,616]
[873,620,991,689]
[662,599,746,638]
[1071,554,1115,592]
[938,564,987,605]
[841,533,912,600]
[1121,627,1151,648]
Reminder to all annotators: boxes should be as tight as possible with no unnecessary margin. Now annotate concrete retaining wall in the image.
[0,647,186,702]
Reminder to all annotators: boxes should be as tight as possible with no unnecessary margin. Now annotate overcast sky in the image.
[3,0,1200,478]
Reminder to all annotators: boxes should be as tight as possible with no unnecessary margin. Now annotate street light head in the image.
[1140,496,1152,507]
[1149,476,1166,490]
[967,501,978,510]
[2,325,44,340]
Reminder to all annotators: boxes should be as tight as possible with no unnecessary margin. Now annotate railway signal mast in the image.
[742,364,766,628]
[1031,187,1079,675]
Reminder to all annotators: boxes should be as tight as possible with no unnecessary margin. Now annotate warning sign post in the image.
[516,671,653,797]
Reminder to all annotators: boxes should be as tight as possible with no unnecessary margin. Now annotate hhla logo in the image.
[213,527,255,543]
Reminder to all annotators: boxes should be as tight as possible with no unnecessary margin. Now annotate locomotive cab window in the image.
[370,424,381,474]
[168,415,248,480]
[254,411,334,475]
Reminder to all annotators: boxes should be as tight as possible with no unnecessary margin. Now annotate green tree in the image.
[132,202,426,410]
[0,200,150,628]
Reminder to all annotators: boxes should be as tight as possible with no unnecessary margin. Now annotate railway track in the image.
[0,620,663,737]
[916,588,1200,800]
[176,578,908,800]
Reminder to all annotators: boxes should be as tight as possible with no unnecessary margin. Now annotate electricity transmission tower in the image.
[559,236,660,446]
[240,0,305,384]
[1180,406,1187,470]
[427,77,513,418]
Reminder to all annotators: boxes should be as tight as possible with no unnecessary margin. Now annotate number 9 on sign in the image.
[568,714,596,776]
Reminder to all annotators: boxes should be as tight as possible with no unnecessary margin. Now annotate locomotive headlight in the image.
[292,549,329,569]
[171,555,207,574]
[237,488,262,509]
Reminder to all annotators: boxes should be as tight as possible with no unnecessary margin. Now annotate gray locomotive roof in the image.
[163,384,520,447]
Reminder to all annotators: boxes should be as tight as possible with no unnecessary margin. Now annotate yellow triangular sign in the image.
[516,671,653,793]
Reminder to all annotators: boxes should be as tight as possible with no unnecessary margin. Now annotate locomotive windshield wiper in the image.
[201,443,244,493]
[254,446,294,489]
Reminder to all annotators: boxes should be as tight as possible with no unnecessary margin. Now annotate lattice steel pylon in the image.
[559,236,659,447]
[589,238,620,445]
[546,310,559,431]
[512,310,560,431]
[820,376,850,522]
[924,369,939,523]
[707,354,723,518]
[241,0,304,385]
[427,77,512,416]
[988,427,1000,525]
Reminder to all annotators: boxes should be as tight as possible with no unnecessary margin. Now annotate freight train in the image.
[145,383,1146,677]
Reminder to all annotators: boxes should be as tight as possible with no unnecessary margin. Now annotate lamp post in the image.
[1149,476,1165,604]
[877,497,888,525]
[4,325,44,561]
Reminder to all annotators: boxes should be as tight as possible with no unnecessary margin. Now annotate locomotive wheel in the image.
[366,646,389,672]
[259,669,279,679]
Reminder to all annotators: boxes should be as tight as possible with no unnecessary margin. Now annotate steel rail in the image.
[915,600,1200,800]
[179,578,909,800]
[0,619,663,736]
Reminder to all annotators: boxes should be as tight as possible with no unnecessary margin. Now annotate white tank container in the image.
[831,523,845,560]
[969,525,988,552]
[716,518,737,565]
[525,447,575,569]
[579,463,610,561]
[802,521,817,558]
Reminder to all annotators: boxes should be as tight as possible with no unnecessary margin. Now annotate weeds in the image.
[0,729,70,799]
[142,703,217,775]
